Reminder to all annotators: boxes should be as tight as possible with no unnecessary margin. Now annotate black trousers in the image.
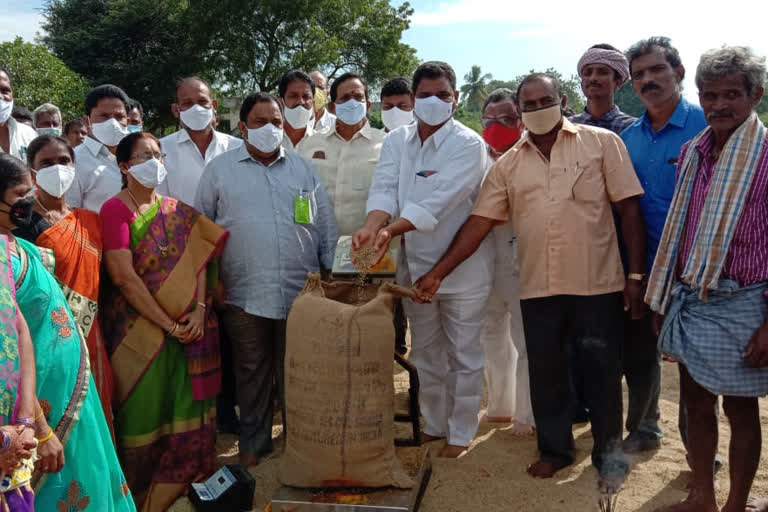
[521,292,624,471]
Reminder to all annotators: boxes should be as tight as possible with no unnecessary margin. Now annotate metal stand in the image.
[270,450,432,512]
[394,352,421,447]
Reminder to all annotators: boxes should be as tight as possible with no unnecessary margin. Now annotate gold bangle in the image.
[37,429,54,444]
[197,301,206,309]
[35,410,44,421]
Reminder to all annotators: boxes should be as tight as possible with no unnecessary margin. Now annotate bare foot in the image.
[652,498,718,512]
[526,460,559,478]
[420,432,445,444]
[746,497,768,511]
[509,422,535,436]
[438,444,468,458]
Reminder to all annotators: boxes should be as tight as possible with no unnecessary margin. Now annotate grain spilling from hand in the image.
[351,247,377,304]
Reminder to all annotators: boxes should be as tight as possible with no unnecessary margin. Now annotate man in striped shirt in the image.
[648,46,768,512]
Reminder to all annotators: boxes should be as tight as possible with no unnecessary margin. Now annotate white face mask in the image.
[34,164,76,198]
[283,104,313,129]
[179,104,213,131]
[414,96,454,127]
[128,158,167,188]
[381,107,414,131]
[0,99,13,124]
[247,124,284,154]
[521,104,563,135]
[37,127,62,137]
[334,99,367,126]
[91,118,127,147]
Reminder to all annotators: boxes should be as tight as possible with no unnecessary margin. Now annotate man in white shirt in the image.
[67,84,130,212]
[298,73,385,236]
[353,61,493,458]
[380,77,415,133]
[32,103,63,137]
[279,70,316,150]
[310,70,336,133]
[157,77,242,205]
[0,68,37,161]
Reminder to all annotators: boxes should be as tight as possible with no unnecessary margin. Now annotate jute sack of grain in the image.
[279,273,415,488]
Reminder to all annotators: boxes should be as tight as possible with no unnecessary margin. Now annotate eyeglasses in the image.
[481,116,521,129]
[130,152,166,162]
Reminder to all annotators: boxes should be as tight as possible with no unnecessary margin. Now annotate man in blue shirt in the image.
[620,36,707,454]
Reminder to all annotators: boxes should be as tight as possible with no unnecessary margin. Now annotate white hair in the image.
[32,102,62,128]
[696,46,767,95]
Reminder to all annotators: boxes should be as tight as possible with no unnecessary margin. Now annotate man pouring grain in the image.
[352,61,493,458]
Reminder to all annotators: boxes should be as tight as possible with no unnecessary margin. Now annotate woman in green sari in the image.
[0,153,136,511]
[99,133,227,511]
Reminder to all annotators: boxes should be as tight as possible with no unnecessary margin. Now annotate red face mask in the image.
[482,122,522,152]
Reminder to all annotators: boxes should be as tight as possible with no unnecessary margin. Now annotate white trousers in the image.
[403,285,490,446]
[479,225,534,425]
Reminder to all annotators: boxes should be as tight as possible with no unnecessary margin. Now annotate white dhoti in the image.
[479,225,534,425]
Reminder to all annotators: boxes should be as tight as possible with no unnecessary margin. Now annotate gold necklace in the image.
[126,189,169,258]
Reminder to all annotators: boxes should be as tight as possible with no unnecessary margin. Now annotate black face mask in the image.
[0,196,35,228]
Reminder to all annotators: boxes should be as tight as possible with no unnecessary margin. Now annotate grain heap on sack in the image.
[279,271,417,489]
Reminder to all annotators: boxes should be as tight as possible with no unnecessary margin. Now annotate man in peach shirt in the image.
[415,73,646,488]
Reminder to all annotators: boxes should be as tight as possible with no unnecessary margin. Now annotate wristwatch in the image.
[627,273,646,281]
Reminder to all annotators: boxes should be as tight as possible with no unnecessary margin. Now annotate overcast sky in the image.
[3,0,767,105]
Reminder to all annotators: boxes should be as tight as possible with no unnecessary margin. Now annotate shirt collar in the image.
[83,136,108,158]
[581,105,622,122]
[176,127,225,146]
[237,143,286,167]
[641,97,690,131]
[407,118,456,150]
[327,120,373,141]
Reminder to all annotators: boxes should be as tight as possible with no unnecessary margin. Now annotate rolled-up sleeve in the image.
[366,135,400,217]
[400,138,488,232]
[472,158,512,221]
[601,131,644,202]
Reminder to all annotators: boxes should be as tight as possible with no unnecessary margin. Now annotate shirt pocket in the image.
[571,159,605,203]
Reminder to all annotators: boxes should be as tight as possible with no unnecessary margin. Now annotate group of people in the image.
[0,33,766,512]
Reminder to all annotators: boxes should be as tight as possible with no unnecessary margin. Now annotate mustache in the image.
[587,81,602,88]
[641,82,661,93]
[706,111,735,120]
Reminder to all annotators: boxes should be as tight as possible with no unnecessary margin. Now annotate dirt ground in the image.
[170,361,768,512]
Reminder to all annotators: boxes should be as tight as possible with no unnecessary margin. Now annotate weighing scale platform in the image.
[270,450,432,512]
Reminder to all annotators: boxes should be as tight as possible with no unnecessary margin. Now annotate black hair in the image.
[115,132,162,188]
[64,119,85,135]
[516,73,563,103]
[330,72,368,102]
[0,67,10,82]
[412,61,457,93]
[380,77,411,98]
[84,84,129,116]
[0,153,30,198]
[626,36,684,79]
[26,135,74,167]
[239,92,281,122]
[127,98,144,117]
[277,70,316,99]
[11,106,33,124]
[482,88,517,114]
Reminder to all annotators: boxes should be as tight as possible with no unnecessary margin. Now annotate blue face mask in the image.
[127,124,142,134]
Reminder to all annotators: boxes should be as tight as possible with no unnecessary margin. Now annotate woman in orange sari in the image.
[13,135,114,434]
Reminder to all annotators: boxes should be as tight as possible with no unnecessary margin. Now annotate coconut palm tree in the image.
[460,65,493,112]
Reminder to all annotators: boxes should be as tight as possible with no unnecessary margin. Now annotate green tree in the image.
[0,37,90,122]
[41,0,212,130]
[758,93,768,125]
[41,0,419,130]
[454,104,482,134]
[460,65,492,112]
[484,69,585,114]
[614,82,646,117]
[195,0,419,94]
